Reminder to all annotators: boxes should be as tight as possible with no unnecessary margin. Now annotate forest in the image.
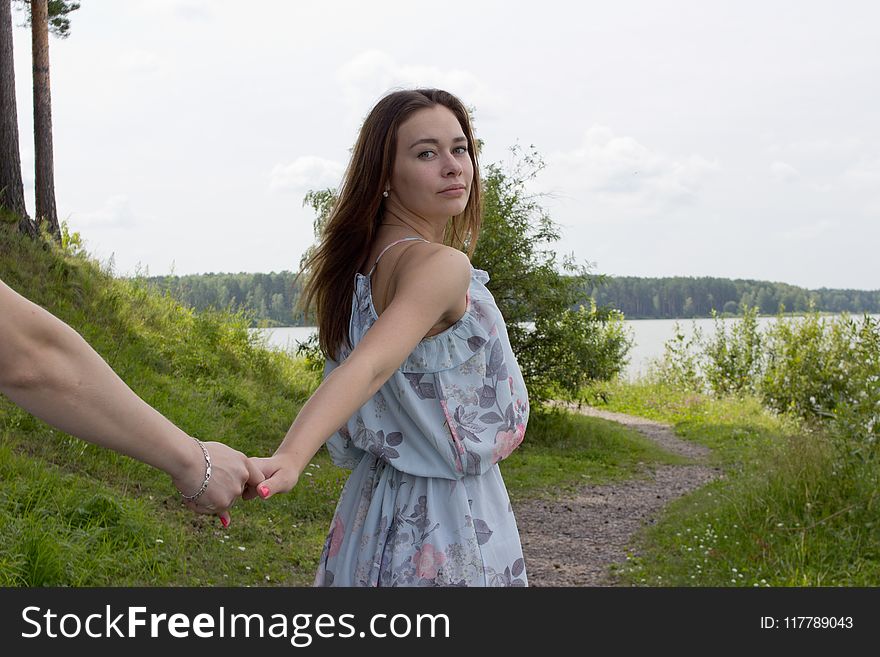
[143,271,880,326]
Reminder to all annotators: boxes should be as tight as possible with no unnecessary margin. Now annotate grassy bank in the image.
[579,378,880,585]
[0,225,349,585]
[1,225,682,586]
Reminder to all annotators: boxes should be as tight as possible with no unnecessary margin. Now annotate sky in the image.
[8,0,880,290]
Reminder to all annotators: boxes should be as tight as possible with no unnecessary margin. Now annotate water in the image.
[252,314,880,381]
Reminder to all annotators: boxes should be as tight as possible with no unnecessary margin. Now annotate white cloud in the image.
[133,0,223,22]
[269,156,345,193]
[785,137,862,156]
[68,195,139,229]
[770,160,799,182]
[541,125,719,213]
[336,50,503,125]
[777,219,836,241]
[114,49,163,76]
[842,158,880,190]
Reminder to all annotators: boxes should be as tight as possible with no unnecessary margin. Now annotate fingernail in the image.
[219,516,229,528]
[259,485,270,499]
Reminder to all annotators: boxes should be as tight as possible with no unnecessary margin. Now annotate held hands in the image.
[242,453,301,501]
[172,440,265,527]
[172,441,302,526]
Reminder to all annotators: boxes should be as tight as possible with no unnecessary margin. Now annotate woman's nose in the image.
[442,152,463,176]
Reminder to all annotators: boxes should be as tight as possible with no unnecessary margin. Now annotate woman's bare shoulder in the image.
[397,241,472,280]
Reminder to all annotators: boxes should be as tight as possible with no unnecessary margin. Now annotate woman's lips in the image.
[438,187,466,196]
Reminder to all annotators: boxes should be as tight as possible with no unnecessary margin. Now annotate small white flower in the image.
[238,546,246,551]
[155,539,164,544]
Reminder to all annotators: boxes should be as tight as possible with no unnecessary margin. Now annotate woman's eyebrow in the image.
[409,136,468,149]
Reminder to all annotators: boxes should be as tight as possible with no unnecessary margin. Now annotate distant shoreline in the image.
[251,310,880,330]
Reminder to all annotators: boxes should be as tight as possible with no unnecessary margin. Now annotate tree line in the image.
[586,276,880,318]
[143,270,879,327]
[145,271,311,327]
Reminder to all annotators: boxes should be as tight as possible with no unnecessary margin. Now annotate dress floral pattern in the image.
[314,237,530,587]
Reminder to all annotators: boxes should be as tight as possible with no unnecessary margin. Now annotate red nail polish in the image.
[259,485,270,499]
[219,516,229,528]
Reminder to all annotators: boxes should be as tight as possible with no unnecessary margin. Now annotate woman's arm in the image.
[249,247,472,498]
[0,277,262,524]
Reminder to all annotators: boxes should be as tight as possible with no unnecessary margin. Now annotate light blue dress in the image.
[313,237,530,587]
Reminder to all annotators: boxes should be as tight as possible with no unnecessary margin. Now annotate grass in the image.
[578,378,880,586]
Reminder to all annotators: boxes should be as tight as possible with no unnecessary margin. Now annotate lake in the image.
[251,313,880,381]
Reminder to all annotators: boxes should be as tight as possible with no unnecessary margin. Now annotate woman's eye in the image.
[418,151,435,159]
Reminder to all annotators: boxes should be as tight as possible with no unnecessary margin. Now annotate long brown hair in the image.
[295,88,483,361]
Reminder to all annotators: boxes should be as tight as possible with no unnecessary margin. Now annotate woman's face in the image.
[389,105,474,220]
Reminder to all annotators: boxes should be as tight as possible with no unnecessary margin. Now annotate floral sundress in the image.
[313,237,530,586]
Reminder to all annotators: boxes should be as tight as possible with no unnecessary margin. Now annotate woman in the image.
[251,88,530,586]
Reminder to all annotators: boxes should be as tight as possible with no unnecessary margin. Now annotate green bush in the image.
[526,298,634,404]
[703,304,763,396]
[648,320,706,393]
[650,302,880,474]
[760,306,849,419]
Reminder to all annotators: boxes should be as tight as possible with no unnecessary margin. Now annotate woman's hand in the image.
[244,453,301,500]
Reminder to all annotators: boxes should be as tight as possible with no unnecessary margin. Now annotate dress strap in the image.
[367,236,430,277]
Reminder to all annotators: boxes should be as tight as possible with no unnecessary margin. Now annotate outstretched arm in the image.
[249,246,472,498]
[0,277,262,524]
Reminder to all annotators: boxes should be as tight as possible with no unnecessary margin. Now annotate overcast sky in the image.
[9,0,880,289]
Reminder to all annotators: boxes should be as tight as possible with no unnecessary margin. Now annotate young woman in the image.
[250,88,530,586]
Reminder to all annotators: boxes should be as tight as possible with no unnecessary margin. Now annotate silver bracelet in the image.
[179,438,212,502]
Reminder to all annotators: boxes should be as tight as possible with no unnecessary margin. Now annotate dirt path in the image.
[513,401,723,586]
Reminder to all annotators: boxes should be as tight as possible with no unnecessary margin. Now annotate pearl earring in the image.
[382,190,389,198]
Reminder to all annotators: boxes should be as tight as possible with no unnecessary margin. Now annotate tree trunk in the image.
[31,0,59,241]
[0,0,35,237]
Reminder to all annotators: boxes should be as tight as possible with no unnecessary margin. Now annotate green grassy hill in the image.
[0,224,344,585]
